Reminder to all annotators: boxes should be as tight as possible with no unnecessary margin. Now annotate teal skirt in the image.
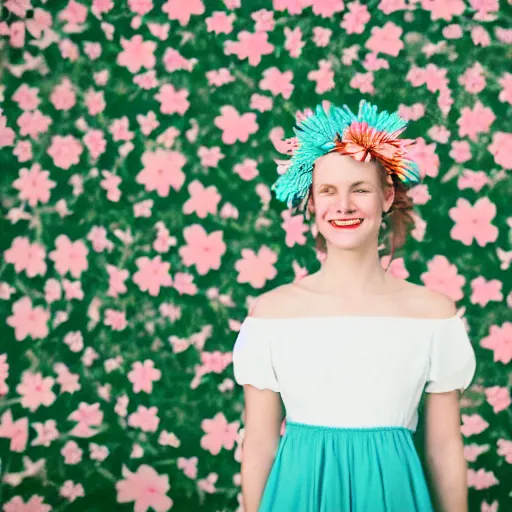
[259,421,434,512]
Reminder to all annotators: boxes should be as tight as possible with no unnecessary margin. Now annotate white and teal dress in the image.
[233,314,476,512]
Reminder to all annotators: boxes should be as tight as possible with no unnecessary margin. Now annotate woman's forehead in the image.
[313,161,378,186]
[314,153,378,176]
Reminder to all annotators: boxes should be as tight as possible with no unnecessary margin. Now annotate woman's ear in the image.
[306,194,315,218]
[383,185,395,213]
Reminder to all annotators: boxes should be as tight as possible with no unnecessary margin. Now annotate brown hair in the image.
[305,161,416,268]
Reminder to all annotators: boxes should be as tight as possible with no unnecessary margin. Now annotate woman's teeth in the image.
[330,219,363,226]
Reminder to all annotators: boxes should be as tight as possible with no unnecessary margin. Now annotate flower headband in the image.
[271,99,421,210]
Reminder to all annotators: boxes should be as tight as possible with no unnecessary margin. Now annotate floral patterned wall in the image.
[0,0,511,511]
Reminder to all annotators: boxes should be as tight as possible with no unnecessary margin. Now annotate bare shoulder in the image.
[248,284,295,319]
[412,285,458,319]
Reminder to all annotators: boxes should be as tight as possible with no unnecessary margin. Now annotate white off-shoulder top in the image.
[232,315,477,432]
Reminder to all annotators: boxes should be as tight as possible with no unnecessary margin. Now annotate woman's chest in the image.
[270,322,432,395]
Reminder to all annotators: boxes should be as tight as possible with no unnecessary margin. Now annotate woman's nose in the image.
[335,193,355,213]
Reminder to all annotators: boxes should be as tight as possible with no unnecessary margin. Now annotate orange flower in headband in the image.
[332,120,418,180]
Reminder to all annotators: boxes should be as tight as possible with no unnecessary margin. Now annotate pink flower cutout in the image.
[470,276,503,307]
[420,255,465,301]
[179,224,227,276]
[0,114,15,146]
[32,419,59,447]
[61,440,83,464]
[449,197,498,247]
[206,11,235,35]
[463,443,489,463]
[498,72,512,105]
[128,406,160,432]
[225,30,274,66]
[85,90,106,116]
[182,180,221,218]
[421,0,465,21]
[154,83,190,115]
[461,414,490,437]
[259,67,294,99]
[340,2,371,34]
[128,0,154,16]
[59,0,88,26]
[480,322,512,364]
[485,386,511,414]
[457,170,489,192]
[467,468,499,490]
[458,62,486,94]
[3,495,51,512]
[132,255,172,296]
[13,140,33,162]
[366,21,404,56]
[12,84,41,111]
[197,473,218,494]
[457,101,495,141]
[17,110,52,140]
[349,72,375,95]
[449,140,472,164]
[162,0,205,26]
[200,412,239,455]
[116,464,173,512]
[128,360,162,393]
[407,137,439,178]
[235,245,278,288]
[177,456,198,479]
[50,79,76,111]
[378,0,407,15]
[48,234,89,278]
[4,237,47,277]
[68,402,104,437]
[106,264,129,297]
[136,149,186,197]
[47,135,83,170]
[0,409,29,452]
[497,439,512,464]
[16,371,56,412]
[214,105,258,144]
[7,296,50,342]
[59,480,85,502]
[109,116,134,142]
[12,163,56,207]
[83,129,107,159]
[281,211,309,247]
[104,308,128,331]
[488,132,512,169]
[117,35,156,73]
[201,351,232,374]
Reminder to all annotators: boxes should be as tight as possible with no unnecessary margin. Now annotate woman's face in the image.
[307,153,394,249]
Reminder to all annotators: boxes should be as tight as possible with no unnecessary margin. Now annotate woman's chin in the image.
[321,226,379,248]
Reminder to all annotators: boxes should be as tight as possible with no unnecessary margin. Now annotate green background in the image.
[0,0,511,510]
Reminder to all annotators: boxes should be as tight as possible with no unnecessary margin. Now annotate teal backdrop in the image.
[0,0,511,511]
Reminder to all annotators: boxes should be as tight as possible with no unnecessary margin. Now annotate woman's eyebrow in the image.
[317,180,371,187]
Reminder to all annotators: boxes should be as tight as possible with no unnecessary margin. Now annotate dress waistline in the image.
[285,420,414,434]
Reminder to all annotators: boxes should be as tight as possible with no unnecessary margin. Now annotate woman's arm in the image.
[423,390,469,512]
[240,384,285,512]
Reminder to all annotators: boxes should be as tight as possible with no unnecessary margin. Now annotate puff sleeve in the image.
[232,319,280,392]
[425,316,477,393]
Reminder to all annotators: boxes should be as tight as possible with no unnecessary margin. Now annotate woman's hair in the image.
[305,160,416,266]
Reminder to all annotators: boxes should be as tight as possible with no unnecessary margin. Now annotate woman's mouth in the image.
[329,219,364,229]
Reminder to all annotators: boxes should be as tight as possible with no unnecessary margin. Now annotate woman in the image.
[232,100,476,512]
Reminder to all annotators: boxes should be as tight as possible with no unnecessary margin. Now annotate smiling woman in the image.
[234,100,478,512]
[306,158,416,261]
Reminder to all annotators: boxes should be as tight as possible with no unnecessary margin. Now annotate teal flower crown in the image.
[271,100,421,210]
